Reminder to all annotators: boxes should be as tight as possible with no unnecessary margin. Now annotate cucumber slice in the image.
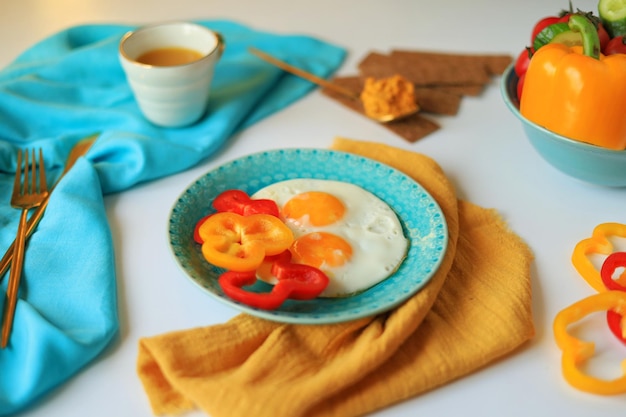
[533,22,583,51]
[599,0,626,37]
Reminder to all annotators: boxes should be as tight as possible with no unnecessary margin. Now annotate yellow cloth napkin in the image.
[137,138,535,417]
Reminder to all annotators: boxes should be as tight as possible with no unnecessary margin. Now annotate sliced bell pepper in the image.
[194,190,281,244]
[193,214,213,244]
[212,189,279,217]
[600,251,626,292]
[218,250,329,310]
[601,252,626,344]
[269,250,330,300]
[219,270,284,310]
[198,212,294,272]
[553,290,626,395]
[607,310,626,345]
[520,14,626,150]
[571,222,626,293]
[212,189,250,214]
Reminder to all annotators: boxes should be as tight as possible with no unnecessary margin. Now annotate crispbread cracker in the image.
[358,50,512,88]
[356,52,395,80]
[437,85,484,97]
[320,49,511,143]
[413,87,462,115]
[386,51,491,86]
[390,50,512,77]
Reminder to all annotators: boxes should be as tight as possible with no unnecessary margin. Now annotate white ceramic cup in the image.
[119,22,224,127]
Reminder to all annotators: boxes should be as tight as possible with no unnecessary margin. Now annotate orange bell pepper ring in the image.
[553,290,626,395]
[198,212,294,272]
[520,14,626,150]
[571,222,626,293]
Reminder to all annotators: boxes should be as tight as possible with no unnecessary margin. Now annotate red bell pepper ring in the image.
[218,250,329,310]
[269,250,330,300]
[607,310,626,345]
[213,189,250,214]
[601,252,626,345]
[219,270,285,310]
[212,189,279,218]
[193,214,213,244]
[600,252,626,292]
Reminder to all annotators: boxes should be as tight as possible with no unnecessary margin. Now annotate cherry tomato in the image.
[557,13,571,23]
[597,23,611,52]
[513,48,532,101]
[516,72,526,102]
[531,16,560,43]
[514,47,533,77]
[604,35,626,55]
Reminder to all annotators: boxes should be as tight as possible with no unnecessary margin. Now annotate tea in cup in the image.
[119,22,224,127]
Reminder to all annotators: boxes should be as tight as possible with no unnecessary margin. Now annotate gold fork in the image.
[1,149,49,348]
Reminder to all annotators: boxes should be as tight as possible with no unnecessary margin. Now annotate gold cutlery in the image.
[0,135,97,284]
[2,149,49,348]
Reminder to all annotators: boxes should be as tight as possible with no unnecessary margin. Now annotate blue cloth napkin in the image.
[0,20,345,415]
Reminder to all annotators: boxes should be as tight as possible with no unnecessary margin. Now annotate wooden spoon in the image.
[248,47,419,123]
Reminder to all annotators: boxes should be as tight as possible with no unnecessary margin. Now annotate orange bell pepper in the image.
[553,291,626,395]
[198,212,294,272]
[520,14,626,150]
[571,222,626,293]
[193,189,280,244]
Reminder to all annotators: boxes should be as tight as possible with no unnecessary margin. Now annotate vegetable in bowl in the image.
[520,14,626,151]
[501,64,626,187]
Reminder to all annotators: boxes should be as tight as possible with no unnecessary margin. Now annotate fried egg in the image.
[252,179,408,297]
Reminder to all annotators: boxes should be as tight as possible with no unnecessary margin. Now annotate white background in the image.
[1,0,624,416]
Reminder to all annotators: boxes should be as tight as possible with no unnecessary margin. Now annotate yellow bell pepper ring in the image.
[571,222,626,293]
[553,291,626,395]
[520,14,626,150]
[198,212,294,272]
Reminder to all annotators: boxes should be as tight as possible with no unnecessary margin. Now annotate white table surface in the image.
[2,0,624,416]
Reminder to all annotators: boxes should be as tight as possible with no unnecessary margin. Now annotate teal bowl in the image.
[500,65,626,187]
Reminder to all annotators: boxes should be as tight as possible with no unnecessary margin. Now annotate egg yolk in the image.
[290,232,353,269]
[282,192,345,226]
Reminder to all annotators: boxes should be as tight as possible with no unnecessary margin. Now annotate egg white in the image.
[251,179,408,297]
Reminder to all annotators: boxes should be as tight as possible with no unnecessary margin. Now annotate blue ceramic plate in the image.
[168,149,448,324]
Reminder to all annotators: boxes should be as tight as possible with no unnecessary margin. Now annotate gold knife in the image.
[0,134,98,282]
